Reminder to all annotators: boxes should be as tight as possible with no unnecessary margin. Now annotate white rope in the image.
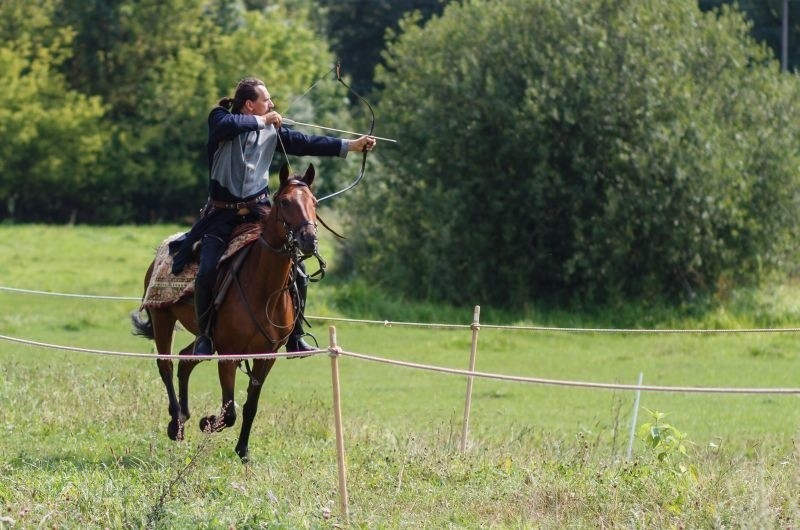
[3,284,800,334]
[0,332,326,361]
[306,315,471,329]
[1,331,797,395]
[336,350,800,395]
[0,285,140,301]
[477,323,800,334]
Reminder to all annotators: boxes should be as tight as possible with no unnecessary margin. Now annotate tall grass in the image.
[1,223,799,527]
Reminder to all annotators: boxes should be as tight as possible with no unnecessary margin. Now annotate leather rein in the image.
[231,179,326,381]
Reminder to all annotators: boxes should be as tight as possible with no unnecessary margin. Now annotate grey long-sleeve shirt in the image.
[206,107,349,203]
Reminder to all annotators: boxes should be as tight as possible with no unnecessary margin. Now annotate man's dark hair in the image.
[218,77,266,113]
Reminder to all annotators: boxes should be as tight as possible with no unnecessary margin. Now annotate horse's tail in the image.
[131,308,154,340]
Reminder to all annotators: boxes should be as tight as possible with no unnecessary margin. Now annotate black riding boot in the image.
[286,321,314,354]
[193,279,215,355]
[286,263,314,355]
[194,233,227,356]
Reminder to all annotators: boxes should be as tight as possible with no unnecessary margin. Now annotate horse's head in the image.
[264,163,318,256]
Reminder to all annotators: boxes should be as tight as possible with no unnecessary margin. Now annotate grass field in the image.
[1,223,799,528]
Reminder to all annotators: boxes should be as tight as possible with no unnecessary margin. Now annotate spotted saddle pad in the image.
[140,224,261,309]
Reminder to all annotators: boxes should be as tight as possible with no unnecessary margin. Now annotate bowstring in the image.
[315,63,376,203]
[277,62,376,202]
[275,64,339,179]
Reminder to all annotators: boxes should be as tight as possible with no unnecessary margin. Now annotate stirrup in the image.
[193,335,215,356]
[286,332,318,359]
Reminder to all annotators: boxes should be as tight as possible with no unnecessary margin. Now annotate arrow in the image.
[282,118,398,143]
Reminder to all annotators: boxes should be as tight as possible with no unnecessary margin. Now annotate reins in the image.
[316,212,346,240]
[233,178,325,384]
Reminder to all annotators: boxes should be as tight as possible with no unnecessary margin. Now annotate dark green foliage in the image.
[699,0,800,72]
[318,0,447,99]
[343,0,800,306]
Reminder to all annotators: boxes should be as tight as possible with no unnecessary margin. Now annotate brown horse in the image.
[132,164,318,461]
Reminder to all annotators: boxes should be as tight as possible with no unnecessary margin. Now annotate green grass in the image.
[1,223,799,528]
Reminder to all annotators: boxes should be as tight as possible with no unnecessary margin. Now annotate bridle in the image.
[258,178,326,281]
[258,179,315,252]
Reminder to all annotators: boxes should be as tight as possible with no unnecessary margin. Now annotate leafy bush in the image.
[344,0,800,306]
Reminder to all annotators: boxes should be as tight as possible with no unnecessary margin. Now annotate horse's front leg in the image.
[235,358,277,463]
[199,359,238,434]
[155,358,182,440]
[175,341,202,437]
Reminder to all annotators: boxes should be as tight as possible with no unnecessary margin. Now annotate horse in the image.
[131,163,318,461]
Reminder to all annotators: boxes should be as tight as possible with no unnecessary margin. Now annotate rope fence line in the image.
[0,285,140,301]
[308,315,472,330]
[1,332,798,395]
[337,350,800,395]
[3,318,798,518]
[3,284,800,334]
[0,333,327,361]
[6,281,800,518]
[478,323,800,334]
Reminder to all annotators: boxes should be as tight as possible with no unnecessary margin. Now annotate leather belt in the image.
[208,193,267,212]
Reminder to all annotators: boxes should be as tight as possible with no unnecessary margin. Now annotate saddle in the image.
[140,222,262,309]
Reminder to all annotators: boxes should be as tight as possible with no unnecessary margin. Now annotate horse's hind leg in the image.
[151,310,185,441]
[234,358,277,462]
[156,356,184,441]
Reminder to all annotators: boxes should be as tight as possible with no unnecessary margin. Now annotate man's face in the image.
[246,85,273,115]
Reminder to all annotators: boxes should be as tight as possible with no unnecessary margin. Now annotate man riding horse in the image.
[169,77,377,355]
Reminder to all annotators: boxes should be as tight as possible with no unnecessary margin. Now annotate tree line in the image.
[2,0,799,306]
[0,0,444,223]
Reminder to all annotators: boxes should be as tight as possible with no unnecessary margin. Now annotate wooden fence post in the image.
[460,305,481,452]
[328,326,349,524]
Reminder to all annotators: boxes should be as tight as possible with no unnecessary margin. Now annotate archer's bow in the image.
[317,63,376,203]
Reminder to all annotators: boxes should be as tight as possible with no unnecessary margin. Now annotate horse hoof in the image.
[199,416,214,433]
[167,418,184,441]
[236,445,249,463]
[199,415,226,433]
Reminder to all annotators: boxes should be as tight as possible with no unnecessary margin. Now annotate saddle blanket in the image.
[140,224,261,309]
